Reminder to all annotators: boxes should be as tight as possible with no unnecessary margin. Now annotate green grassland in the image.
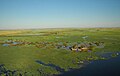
[0,28,120,76]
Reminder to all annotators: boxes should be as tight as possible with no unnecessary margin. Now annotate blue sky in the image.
[0,0,120,29]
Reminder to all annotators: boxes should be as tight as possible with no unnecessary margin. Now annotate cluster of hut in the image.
[0,39,104,52]
[69,42,104,52]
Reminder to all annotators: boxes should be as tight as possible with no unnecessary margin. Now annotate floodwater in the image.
[36,60,64,72]
[2,41,22,46]
[2,44,10,46]
[58,55,120,76]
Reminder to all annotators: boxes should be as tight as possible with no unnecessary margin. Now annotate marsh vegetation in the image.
[0,28,120,76]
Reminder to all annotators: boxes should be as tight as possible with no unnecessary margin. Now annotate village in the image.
[0,39,105,52]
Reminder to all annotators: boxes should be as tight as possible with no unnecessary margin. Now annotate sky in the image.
[0,0,120,29]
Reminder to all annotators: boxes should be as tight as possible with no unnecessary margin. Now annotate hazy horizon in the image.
[0,0,120,29]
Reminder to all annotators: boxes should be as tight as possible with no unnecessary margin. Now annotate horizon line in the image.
[0,26,120,30]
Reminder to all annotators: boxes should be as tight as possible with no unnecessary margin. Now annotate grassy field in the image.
[0,28,120,76]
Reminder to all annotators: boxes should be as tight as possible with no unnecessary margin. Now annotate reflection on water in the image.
[58,56,120,76]
[2,41,23,46]
[2,44,10,46]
